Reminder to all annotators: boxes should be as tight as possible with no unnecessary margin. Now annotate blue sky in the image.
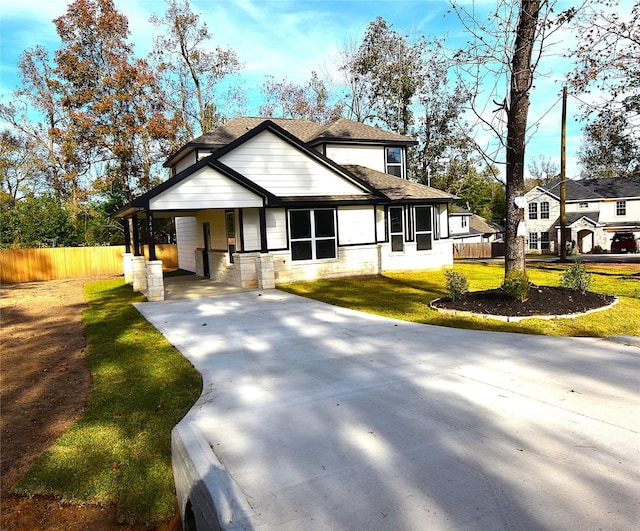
[0,0,631,180]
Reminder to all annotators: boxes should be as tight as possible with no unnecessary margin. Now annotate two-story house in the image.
[115,117,457,299]
[523,177,640,254]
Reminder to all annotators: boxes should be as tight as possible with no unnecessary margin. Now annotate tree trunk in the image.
[504,0,541,275]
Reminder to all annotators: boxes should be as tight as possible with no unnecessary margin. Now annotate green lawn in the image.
[12,279,202,525]
[280,262,640,337]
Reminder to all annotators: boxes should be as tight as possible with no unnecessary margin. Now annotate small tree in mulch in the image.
[560,258,593,295]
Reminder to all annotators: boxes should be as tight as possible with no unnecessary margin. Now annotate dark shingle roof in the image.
[343,165,456,202]
[165,117,417,167]
[542,177,640,200]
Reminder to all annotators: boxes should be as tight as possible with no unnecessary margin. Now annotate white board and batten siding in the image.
[175,217,200,272]
[242,208,262,251]
[150,166,263,211]
[219,131,368,197]
[265,208,288,250]
[323,144,386,174]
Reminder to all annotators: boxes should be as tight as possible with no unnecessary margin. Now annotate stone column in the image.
[122,252,134,284]
[132,255,147,293]
[257,254,275,290]
[145,260,165,302]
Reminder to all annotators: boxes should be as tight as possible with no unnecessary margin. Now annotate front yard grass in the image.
[12,279,202,525]
[280,262,640,337]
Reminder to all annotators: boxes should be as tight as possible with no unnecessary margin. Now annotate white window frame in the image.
[528,203,538,220]
[578,202,589,209]
[540,232,550,251]
[528,232,539,250]
[289,209,337,261]
[616,200,627,216]
[540,201,549,219]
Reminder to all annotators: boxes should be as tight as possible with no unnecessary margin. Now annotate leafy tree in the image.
[578,110,640,178]
[0,131,47,200]
[0,193,80,248]
[54,0,177,205]
[351,17,425,135]
[150,0,243,140]
[527,154,558,189]
[259,72,342,123]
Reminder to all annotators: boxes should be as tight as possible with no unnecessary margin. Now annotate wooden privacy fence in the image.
[0,244,178,284]
[453,242,505,259]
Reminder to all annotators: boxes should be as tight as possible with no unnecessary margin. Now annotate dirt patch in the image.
[0,278,180,531]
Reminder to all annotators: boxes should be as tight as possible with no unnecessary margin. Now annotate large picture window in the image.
[385,147,403,178]
[415,206,433,251]
[389,207,404,252]
[289,209,336,261]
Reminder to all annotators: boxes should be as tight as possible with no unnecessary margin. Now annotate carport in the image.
[136,291,640,530]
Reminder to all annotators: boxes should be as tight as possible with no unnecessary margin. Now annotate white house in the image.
[449,206,503,243]
[523,177,640,254]
[115,117,457,300]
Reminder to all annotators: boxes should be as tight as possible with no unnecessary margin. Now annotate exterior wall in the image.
[323,144,385,173]
[337,206,376,245]
[449,215,470,236]
[150,166,263,210]
[176,217,200,272]
[524,189,561,254]
[597,198,640,224]
[438,205,450,238]
[379,239,453,271]
[174,153,197,174]
[219,130,367,197]
[242,208,262,251]
[266,208,287,249]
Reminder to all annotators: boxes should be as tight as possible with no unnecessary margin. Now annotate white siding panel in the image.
[376,206,386,242]
[174,153,197,174]
[150,167,263,210]
[266,208,287,249]
[242,208,262,251]
[439,204,450,238]
[338,206,376,245]
[324,144,386,173]
[175,216,200,272]
[219,131,367,197]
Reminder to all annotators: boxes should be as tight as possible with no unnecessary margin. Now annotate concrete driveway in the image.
[136,291,640,531]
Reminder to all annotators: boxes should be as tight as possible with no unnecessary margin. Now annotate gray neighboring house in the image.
[523,177,640,254]
[115,117,457,300]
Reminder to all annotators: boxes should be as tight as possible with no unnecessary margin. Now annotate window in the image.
[528,232,538,250]
[528,203,538,220]
[389,207,404,252]
[289,209,336,261]
[461,216,468,228]
[385,147,403,178]
[415,206,433,251]
[540,201,549,219]
[616,201,627,216]
[578,202,589,209]
[540,232,550,251]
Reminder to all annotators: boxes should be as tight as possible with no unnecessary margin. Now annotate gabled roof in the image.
[470,214,503,234]
[343,165,456,203]
[551,211,603,228]
[165,116,417,168]
[541,177,640,201]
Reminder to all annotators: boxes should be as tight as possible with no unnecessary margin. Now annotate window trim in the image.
[385,147,404,179]
[288,208,337,261]
[389,206,405,252]
[528,232,539,250]
[540,231,550,251]
[540,201,549,219]
[528,203,538,220]
[415,205,434,251]
[616,200,627,216]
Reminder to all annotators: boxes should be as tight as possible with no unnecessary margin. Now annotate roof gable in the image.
[541,177,640,201]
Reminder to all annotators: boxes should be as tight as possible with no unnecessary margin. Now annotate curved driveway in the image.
[136,290,640,531]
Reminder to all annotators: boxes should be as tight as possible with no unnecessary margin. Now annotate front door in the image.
[202,222,211,277]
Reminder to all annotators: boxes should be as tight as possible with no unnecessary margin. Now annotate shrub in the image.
[445,270,469,301]
[560,258,593,294]
[502,270,531,302]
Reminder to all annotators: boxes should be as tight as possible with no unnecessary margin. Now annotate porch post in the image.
[123,218,132,254]
[259,207,268,252]
[132,214,141,256]
[146,210,157,261]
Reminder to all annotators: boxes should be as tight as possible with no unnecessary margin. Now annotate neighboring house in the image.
[449,206,503,243]
[115,117,457,299]
[523,177,640,254]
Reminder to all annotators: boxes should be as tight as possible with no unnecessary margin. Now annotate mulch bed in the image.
[431,285,616,318]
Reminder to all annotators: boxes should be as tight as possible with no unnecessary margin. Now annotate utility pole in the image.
[560,86,567,261]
